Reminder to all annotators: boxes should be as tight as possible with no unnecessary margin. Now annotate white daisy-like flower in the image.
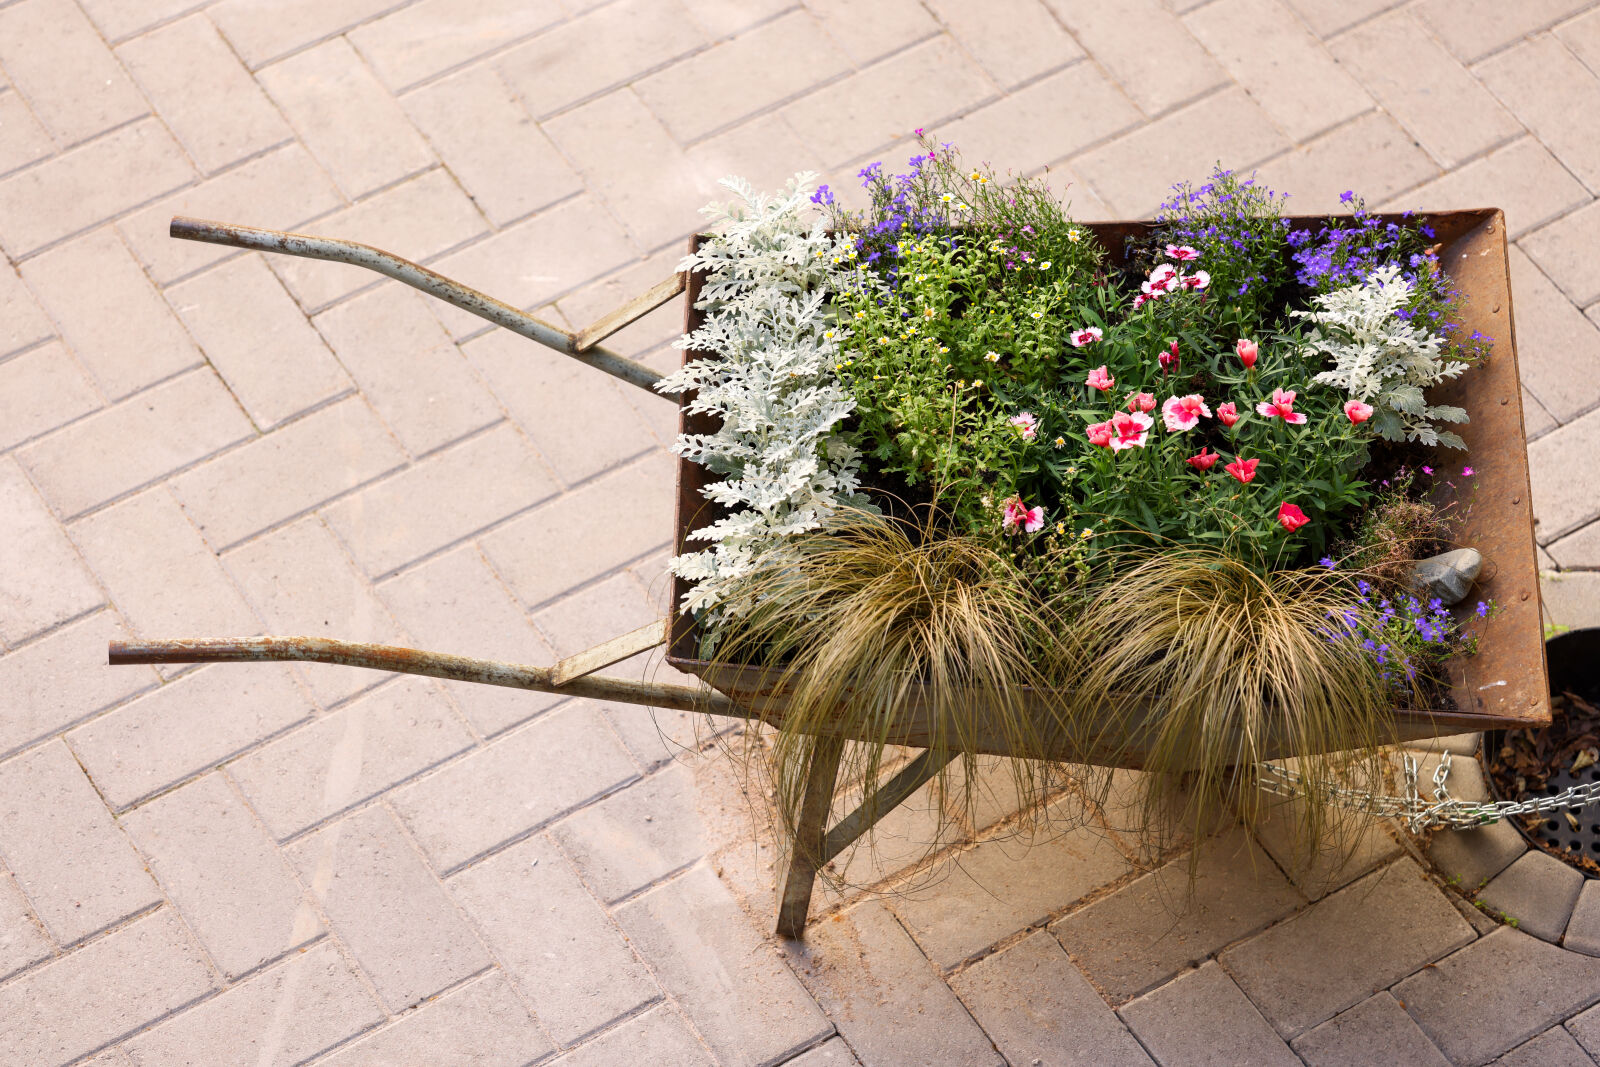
[985,351,1001,363]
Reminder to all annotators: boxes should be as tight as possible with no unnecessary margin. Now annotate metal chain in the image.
[1257,752,1600,833]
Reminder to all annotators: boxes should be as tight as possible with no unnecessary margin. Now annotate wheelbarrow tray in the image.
[665,208,1549,762]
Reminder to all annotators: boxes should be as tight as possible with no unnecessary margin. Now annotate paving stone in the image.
[71,487,258,648]
[686,113,827,198]
[1549,518,1600,570]
[892,812,1132,970]
[782,37,996,168]
[1396,926,1600,1065]
[553,761,706,903]
[210,0,401,68]
[449,835,657,1044]
[350,0,564,92]
[617,865,830,1066]
[169,255,353,429]
[811,776,949,906]
[543,89,711,252]
[1052,826,1303,1002]
[1289,992,1451,1067]
[392,702,637,872]
[0,611,157,759]
[124,940,383,1065]
[1541,570,1600,631]
[1527,389,1561,441]
[173,393,403,544]
[481,452,674,607]
[0,870,50,981]
[20,368,253,520]
[401,66,581,229]
[1478,850,1587,942]
[530,569,665,662]
[1494,1026,1596,1067]
[1531,407,1600,543]
[926,0,1082,89]
[22,227,203,401]
[258,37,434,199]
[0,741,159,945]
[376,544,564,736]
[287,805,491,1011]
[1571,999,1600,1060]
[75,0,207,42]
[1427,818,1530,893]
[1042,0,1225,116]
[119,144,345,286]
[1411,732,1484,757]
[323,423,556,578]
[0,260,53,358]
[597,699,725,771]
[0,86,54,176]
[0,455,103,644]
[1074,88,1291,218]
[940,62,1142,179]
[495,0,707,121]
[0,0,146,147]
[1252,111,1440,216]
[1479,37,1600,196]
[636,11,852,145]
[1249,792,1401,901]
[801,0,939,66]
[426,195,638,339]
[1527,203,1600,315]
[1331,11,1521,169]
[0,340,100,451]
[1388,137,1592,242]
[1280,0,1406,38]
[116,15,292,175]
[121,774,316,978]
[269,167,489,313]
[0,909,214,1066]
[320,969,552,1066]
[1119,960,1300,1067]
[680,0,792,37]
[1219,858,1473,1038]
[223,514,409,704]
[70,660,311,810]
[463,318,662,489]
[0,119,195,258]
[1415,0,1596,64]
[1564,880,1600,956]
[547,1005,714,1067]
[951,929,1155,1066]
[784,901,1002,1065]
[230,674,473,839]
[1184,0,1372,142]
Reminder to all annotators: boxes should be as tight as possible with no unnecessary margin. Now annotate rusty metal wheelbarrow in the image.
[111,209,1548,938]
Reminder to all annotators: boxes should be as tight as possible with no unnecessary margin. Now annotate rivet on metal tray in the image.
[1521,591,1531,601]
[1493,304,1502,313]
[1501,397,1509,405]
[1512,497,1520,505]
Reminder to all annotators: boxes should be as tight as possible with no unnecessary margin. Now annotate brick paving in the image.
[3,0,1600,1063]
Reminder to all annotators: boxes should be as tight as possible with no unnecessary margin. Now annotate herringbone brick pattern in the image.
[2,0,1599,1063]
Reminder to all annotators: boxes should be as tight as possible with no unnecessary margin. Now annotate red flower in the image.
[1278,501,1310,532]
[1086,420,1114,448]
[1186,447,1219,471]
[1344,399,1373,424]
[1225,457,1259,484]
[1126,391,1156,413]
[1086,365,1114,392]
[1235,338,1258,369]
[1158,340,1180,373]
[1217,401,1241,427]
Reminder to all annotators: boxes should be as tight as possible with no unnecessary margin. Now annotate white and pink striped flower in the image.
[1108,410,1153,452]
[1161,394,1213,432]
[1002,496,1045,534]
[1009,411,1039,441]
[1181,270,1211,290]
[1165,244,1200,261]
[1069,326,1103,347]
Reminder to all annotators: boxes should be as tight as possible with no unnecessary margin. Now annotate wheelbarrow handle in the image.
[169,216,678,397]
[109,636,734,716]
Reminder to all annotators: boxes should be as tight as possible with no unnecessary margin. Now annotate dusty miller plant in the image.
[656,173,867,622]
[1296,265,1470,448]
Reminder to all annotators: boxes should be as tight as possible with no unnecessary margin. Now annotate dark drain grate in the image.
[1526,759,1600,858]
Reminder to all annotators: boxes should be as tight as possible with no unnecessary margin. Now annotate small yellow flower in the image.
[1055,522,1066,536]
[832,256,842,264]
[847,248,858,258]
[940,193,954,203]
[855,311,866,320]
[923,307,936,319]
[1041,260,1053,269]
[956,379,967,388]
[1030,311,1043,320]
[915,273,927,282]
[873,374,883,380]
[1066,465,1078,475]
[985,351,1001,363]
[824,330,835,339]
[938,345,950,354]
[1053,436,1066,448]
[1067,229,1082,243]
[899,332,908,340]
[1080,527,1094,539]
[955,202,972,212]
[877,336,890,345]
[969,171,982,181]
[907,325,918,334]
[973,378,984,389]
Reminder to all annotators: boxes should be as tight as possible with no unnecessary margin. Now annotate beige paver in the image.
[120,773,317,977]
[0,89,54,176]
[1496,1026,1597,1066]
[286,804,492,1010]
[1479,850,1587,942]
[1391,137,1593,242]
[321,969,552,1066]
[0,908,214,1066]
[618,865,832,1066]
[0,0,146,147]
[1564,880,1600,955]
[1254,111,1440,217]
[1415,0,1597,64]
[350,0,564,92]
[547,1005,714,1067]
[0,457,104,645]
[0,870,51,981]
[22,226,203,400]
[258,37,434,199]
[390,701,638,872]
[449,834,658,1045]
[1289,992,1451,1067]
[1531,406,1600,542]
[168,254,353,429]
[0,340,101,452]
[1043,0,1225,116]
[209,0,402,69]
[552,761,706,903]
[69,663,311,810]
[0,741,159,945]
[229,674,473,838]
[0,260,53,356]
[116,15,292,175]
[0,610,156,759]
[1119,960,1300,1066]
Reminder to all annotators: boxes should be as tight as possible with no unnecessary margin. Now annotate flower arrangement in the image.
[661,136,1501,863]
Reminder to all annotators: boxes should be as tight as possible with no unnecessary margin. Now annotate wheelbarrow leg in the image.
[776,734,844,939]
